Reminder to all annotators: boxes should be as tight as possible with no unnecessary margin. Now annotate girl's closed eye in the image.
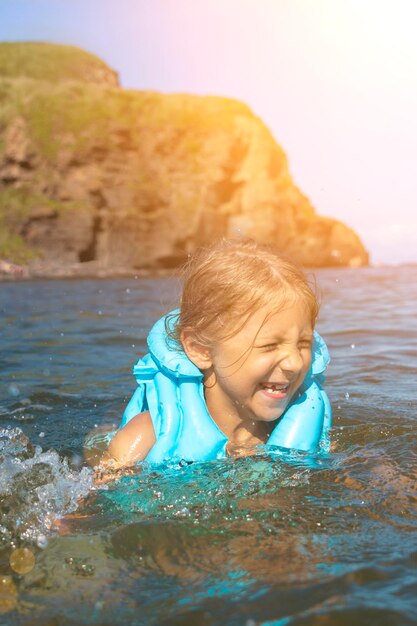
[256,338,312,352]
[256,342,279,352]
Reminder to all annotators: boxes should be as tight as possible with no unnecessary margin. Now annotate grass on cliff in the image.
[0,231,36,264]
[0,187,45,263]
[0,42,116,85]
[0,187,84,263]
[0,42,255,161]
[0,76,252,160]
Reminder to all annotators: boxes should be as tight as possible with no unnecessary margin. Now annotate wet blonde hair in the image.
[167,238,319,349]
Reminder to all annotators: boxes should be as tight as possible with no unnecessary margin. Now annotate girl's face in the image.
[204,300,313,425]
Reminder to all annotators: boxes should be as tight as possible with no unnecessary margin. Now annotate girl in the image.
[102,238,331,470]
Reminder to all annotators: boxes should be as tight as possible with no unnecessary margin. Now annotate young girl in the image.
[102,238,331,469]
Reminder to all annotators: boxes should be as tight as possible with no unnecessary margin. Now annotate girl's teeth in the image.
[263,384,288,391]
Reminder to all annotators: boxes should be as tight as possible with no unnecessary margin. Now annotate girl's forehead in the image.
[212,293,314,343]
[247,299,313,335]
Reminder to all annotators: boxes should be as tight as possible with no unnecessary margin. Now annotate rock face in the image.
[0,43,368,270]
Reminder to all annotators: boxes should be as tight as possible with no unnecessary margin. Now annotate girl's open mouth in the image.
[259,382,290,399]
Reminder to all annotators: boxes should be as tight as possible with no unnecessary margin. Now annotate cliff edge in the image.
[0,42,368,273]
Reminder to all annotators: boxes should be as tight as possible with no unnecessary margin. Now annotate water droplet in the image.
[351,344,355,349]
[9,547,35,575]
[39,432,45,438]
[37,534,48,549]
[71,454,82,468]
[125,288,130,293]
[345,392,350,399]
[80,563,95,576]
[8,384,19,397]
[131,344,136,348]
[98,310,102,315]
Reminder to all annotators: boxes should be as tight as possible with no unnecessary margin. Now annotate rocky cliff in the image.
[0,42,368,273]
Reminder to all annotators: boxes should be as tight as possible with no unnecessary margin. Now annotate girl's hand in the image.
[92,447,146,484]
[92,459,138,486]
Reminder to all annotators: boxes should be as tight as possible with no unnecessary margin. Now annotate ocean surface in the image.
[1,266,416,625]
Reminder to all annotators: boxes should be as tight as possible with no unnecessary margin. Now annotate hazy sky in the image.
[1,0,416,264]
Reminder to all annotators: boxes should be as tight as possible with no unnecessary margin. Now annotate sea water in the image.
[0,266,416,625]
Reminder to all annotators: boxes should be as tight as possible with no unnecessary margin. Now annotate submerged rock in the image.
[0,42,368,273]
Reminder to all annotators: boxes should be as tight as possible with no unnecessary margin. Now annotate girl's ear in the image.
[180,328,213,370]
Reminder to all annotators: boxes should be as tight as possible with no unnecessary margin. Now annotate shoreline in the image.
[2,259,414,283]
[0,259,177,282]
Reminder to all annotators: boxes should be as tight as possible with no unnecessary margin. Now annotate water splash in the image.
[0,427,93,548]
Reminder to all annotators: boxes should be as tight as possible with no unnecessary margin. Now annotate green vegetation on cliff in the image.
[0,187,86,263]
[0,42,118,85]
[0,78,251,159]
[0,187,47,263]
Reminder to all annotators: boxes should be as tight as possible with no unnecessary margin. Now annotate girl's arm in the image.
[100,411,156,471]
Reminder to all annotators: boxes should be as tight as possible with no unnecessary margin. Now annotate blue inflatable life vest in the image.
[121,312,332,463]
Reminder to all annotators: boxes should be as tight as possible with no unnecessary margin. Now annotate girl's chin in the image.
[257,413,285,423]
[251,406,287,422]
[253,395,291,420]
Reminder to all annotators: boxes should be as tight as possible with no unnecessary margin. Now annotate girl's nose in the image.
[278,347,304,375]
